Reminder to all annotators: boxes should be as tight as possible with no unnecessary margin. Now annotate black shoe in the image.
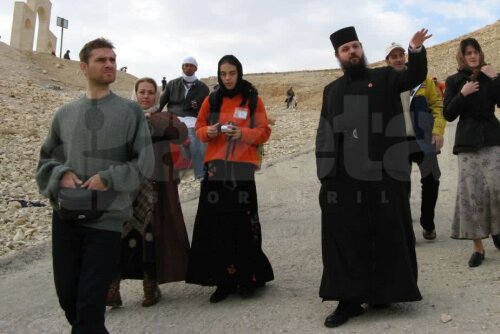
[254,281,266,288]
[238,284,256,299]
[368,303,391,309]
[324,302,364,328]
[492,234,500,250]
[422,229,436,240]
[209,286,235,303]
[468,251,485,267]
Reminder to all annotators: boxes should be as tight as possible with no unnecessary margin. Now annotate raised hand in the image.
[410,29,432,49]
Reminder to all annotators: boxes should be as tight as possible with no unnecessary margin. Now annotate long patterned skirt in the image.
[451,146,500,239]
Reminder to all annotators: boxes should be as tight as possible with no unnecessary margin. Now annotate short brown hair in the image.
[135,77,158,93]
[79,38,115,63]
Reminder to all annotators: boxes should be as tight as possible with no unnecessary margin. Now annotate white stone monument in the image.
[10,0,57,53]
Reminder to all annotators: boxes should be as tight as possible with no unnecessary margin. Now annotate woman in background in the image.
[107,78,190,306]
[443,38,500,267]
[186,55,274,303]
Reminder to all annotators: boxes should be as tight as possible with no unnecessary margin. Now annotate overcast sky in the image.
[0,0,499,82]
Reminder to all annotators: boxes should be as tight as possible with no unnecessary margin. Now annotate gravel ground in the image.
[1,121,500,333]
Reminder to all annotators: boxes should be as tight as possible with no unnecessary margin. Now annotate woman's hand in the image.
[226,125,241,140]
[461,81,479,96]
[207,123,219,139]
[481,65,499,79]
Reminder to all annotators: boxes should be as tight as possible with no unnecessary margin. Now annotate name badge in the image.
[234,107,248,120]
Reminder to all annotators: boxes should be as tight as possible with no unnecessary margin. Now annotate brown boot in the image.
[142,274,161,307]
[106,279,122,307]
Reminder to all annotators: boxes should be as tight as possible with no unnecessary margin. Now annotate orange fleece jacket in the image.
[195,94,271,167]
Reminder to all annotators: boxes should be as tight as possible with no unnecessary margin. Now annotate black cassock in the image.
[316,47,428,303]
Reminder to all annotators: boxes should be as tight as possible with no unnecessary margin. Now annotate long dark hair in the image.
[209,55,258,124]
[456,38,486,80]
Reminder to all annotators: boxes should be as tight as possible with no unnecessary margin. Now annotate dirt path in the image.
[1,122,500,334]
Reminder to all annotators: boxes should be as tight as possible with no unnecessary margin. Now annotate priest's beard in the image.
[339,54,368,77]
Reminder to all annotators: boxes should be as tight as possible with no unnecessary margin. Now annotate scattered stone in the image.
[12,229,25,242]
[42,70,48,74]
[8,201,22,209]
[440,314,453,323]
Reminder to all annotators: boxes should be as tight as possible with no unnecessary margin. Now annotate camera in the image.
[218,121,236,133]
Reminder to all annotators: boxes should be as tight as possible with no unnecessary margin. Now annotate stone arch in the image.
[10,0,57,53]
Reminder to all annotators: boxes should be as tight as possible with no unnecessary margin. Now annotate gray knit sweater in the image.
[36,92,154,232]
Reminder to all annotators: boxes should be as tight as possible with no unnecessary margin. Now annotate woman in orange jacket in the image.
[186,55,274,303]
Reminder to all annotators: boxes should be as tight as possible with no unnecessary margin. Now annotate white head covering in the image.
[131,78,161,113]
[182,56,198,67]
[181,56,199,86]
[385,42,405,59]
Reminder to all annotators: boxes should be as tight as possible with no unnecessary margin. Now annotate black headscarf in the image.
[209,55,258,125]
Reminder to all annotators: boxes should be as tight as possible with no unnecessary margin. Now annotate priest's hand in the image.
[410,29,432,49]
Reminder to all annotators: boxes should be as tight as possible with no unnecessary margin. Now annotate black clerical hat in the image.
[329,26,359,50]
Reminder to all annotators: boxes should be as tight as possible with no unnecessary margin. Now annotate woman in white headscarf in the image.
[106,78,190,307]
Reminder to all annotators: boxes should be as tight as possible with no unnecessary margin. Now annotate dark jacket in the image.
[315,47,428,182]
[443,70,500,154]
[159,77,209,118]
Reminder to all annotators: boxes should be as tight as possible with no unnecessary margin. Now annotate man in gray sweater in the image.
[36,38,154,334]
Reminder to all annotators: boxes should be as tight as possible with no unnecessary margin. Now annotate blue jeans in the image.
[188,127,207,180]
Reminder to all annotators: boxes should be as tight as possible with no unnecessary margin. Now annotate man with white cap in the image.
[316,26,432,328]
[159,57,210,180]
[385,42,445,241]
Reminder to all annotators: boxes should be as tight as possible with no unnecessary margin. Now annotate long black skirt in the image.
[319,171,422,304]
[186,160,274,287]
